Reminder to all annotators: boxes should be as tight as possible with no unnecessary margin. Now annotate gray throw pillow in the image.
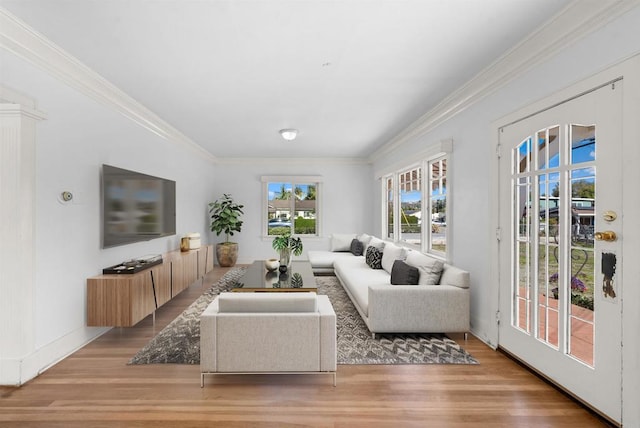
[365,246,383,269]
[418,259,445,285]
[390,260,419,285]
[350,238,364,256]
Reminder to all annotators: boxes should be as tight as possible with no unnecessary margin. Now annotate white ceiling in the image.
[1,0,573,159]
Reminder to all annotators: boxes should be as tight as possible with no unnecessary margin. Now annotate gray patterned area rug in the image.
[129,267,478,365]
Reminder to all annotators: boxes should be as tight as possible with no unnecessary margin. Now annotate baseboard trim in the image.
[0,326,110,386]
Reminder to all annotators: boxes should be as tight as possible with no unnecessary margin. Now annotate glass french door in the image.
[497,81,623,423]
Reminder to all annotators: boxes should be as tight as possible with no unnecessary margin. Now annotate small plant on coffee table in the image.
[272,232,303,271]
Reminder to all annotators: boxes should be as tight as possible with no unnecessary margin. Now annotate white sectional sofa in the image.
[308,233,470,336]
[200,292,337,386]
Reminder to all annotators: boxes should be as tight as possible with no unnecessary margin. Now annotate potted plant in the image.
[272,232,303,271]
[209,193,244,267]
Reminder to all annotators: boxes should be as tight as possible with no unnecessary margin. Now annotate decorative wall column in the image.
[0,87,46,385]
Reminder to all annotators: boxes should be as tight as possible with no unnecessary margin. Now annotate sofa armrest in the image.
[317,295,337,371]
[200,299,220,372]
[440,264,470,288]
[367,285,469,333]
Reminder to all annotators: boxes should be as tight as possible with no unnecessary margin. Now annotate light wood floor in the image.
[0,267,612,427]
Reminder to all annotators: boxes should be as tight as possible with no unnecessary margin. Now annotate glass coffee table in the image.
[232,260,317,292]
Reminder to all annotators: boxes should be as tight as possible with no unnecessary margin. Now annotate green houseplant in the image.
[271,232,303,271]
[209,193,244,267]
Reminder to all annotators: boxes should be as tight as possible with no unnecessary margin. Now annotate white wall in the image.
[371,6,640,425]
[0,48,217,379]
[213,160,374,263]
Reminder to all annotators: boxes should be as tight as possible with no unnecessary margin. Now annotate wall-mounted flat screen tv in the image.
[102,164,176,248]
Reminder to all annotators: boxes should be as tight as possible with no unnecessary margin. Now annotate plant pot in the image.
[216,242,238,267]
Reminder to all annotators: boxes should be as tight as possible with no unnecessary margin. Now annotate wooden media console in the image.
[86,245,213,327]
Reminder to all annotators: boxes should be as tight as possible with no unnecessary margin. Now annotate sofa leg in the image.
[464,332,468,341]
[200,373,204,388]
[371,332,377,340]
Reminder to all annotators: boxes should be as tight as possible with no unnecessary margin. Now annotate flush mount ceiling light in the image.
[279,128,298,141]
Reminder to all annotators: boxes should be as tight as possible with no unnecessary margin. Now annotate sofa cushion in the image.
[334,257,390,317]
[365,236,385,255]
[405,250,445,285]
[350,238,364,256]
[330,234,357,252]
[390,260,419,285]
[365,246,383,269]
[405,250,434,268]
[417,262,445,285]
[357,233,372,248]
[217,292,318,313]
[381,243,405,274]
[308,250,357,270]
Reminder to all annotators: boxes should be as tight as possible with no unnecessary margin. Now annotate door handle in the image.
[594,231,617,242]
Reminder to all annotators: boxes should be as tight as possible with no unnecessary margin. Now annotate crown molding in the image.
[216,156,370,166]
[0,7,217,164]
[368,0,638,163]
[373,138,452,179]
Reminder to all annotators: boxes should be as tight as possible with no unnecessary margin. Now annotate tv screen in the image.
[102,164,176,248]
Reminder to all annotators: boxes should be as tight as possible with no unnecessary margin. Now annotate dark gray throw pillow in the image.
[350,238,364,256]
[365,246,383,269]
[390,260,420,285]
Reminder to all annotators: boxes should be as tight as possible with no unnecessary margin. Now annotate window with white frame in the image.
[399,166,422,246]
[385,176,394,240]
[382,154,448,256]
[262,176,321,236]
[429,157,447,255]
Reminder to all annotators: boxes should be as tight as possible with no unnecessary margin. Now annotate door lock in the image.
[594,231,617,242]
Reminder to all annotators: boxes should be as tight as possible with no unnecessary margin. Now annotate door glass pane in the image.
[516,138,531,174]
[537,126,559,170]
[571,125,596,165]
[515,178,532,333]
[548,126,560,169]
[537,130,547,170]
[537,174,559,347]
[569,166,595,366]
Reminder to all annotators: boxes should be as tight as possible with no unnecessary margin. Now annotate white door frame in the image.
[489,54,640,425]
